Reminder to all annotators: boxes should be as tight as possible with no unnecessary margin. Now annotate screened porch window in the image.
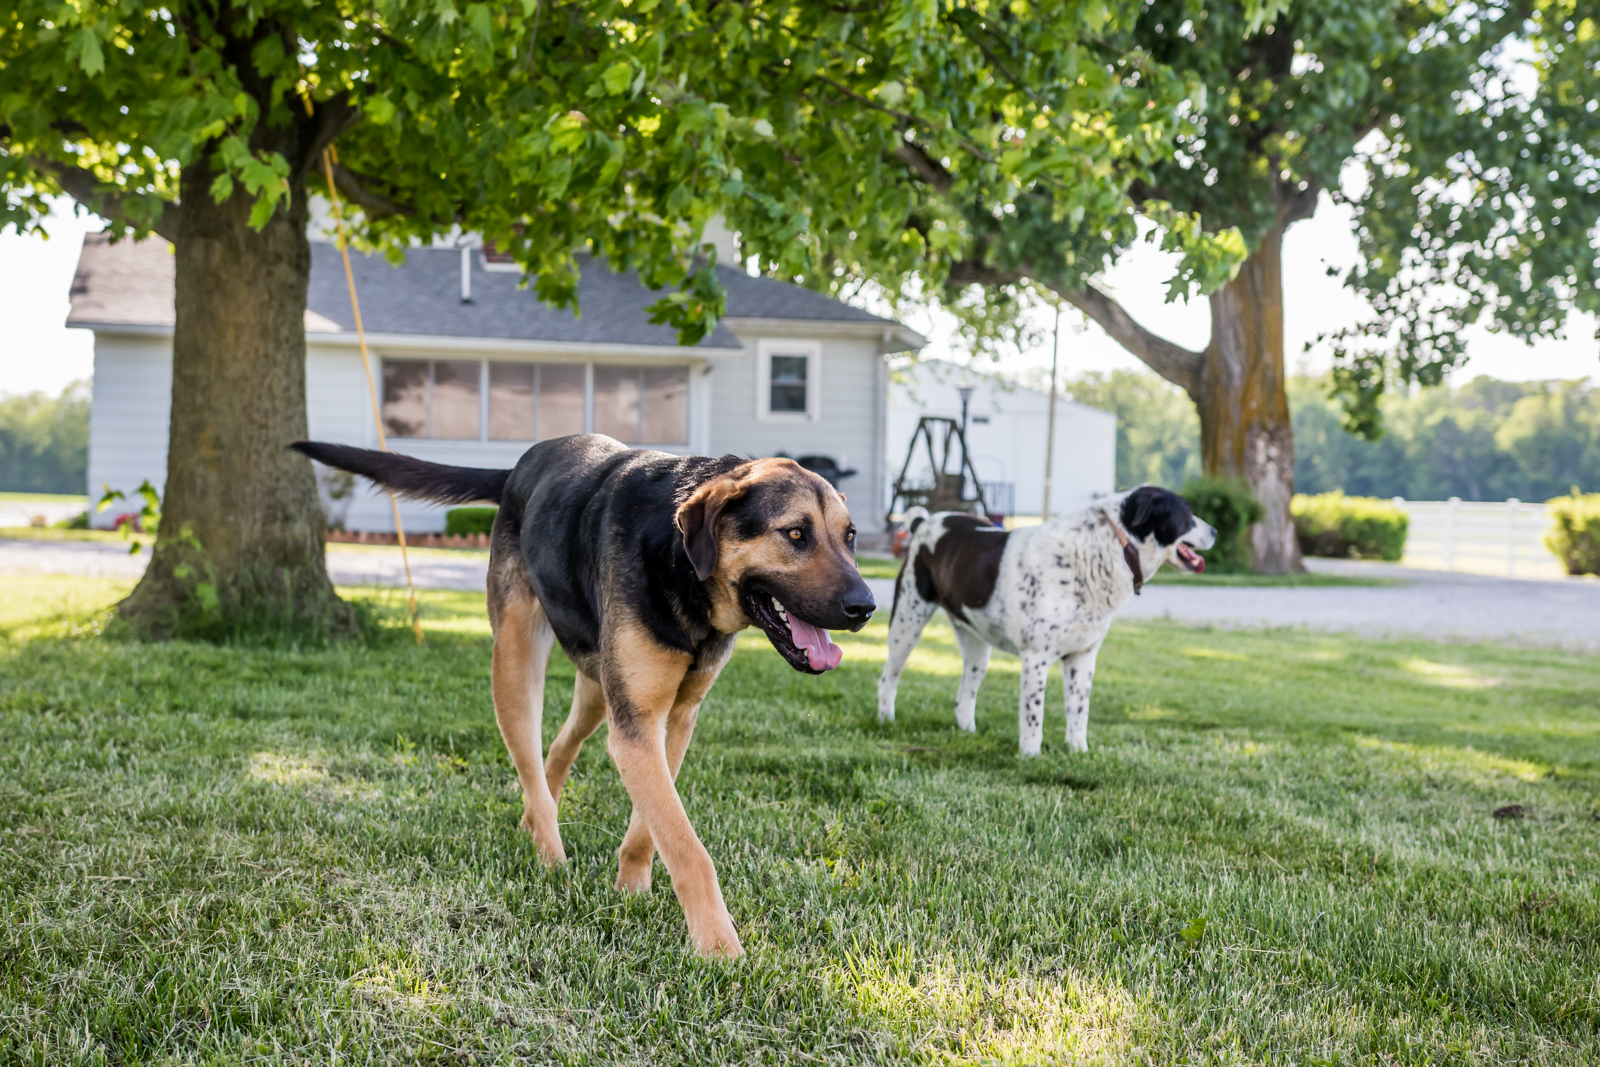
[488,362,585,441]
[382,359,480,439]
[381,358,689,445]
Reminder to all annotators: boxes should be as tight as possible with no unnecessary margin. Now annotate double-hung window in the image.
[756,340,820,422]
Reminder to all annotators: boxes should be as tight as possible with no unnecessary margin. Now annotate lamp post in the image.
[957,379,974,436]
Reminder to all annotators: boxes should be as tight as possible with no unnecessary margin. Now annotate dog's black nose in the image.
[841,587,876,622]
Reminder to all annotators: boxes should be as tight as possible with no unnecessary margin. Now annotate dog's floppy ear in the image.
[1120,486,1161,539]
[675,473,746,581]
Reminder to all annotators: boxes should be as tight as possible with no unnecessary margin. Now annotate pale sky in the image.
[3,194,1596,399]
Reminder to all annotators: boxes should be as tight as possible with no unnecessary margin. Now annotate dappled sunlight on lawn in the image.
[1181,645,1249,662]
[1353,735,1549,783]
[0,575,133,638]
[1401,657,1504,689]
[829,951,1143,1065]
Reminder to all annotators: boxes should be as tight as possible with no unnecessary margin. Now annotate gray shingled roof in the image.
[67,233,902,350]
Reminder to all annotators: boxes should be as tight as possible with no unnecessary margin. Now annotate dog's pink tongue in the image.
[787,613,843,671]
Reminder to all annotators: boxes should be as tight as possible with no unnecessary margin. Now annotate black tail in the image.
[291,441,509,505]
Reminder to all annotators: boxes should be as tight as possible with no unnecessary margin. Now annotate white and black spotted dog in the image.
[877,487,1215,755]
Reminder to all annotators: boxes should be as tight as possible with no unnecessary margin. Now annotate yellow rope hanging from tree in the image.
[302,92,424,643]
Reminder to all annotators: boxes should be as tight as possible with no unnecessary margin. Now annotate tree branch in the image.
[892,142,955,192]
[945,259,1206,396]
[1055,282,1205,396]
[1278,177,1321,225]
[301,91,364,171]
[29,157,182,242]
[329,164,414,219]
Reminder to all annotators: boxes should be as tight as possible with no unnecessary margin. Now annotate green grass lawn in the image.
[2,576,1597,1064]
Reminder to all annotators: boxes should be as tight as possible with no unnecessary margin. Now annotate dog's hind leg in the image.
[1061,646,1100,753]
[490,580,565,865]
[877,591,937,724]
[544,671,606,803]
[950,625,991,733]
[1017,652,1053,757]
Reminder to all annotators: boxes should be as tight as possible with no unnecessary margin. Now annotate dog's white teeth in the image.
[772,597,788,621]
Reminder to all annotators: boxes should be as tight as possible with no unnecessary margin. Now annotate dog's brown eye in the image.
[787,528,804,542]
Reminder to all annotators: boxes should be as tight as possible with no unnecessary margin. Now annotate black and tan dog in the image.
[293,435,875,957]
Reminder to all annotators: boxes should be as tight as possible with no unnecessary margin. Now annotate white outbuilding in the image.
[886,359,1116,519]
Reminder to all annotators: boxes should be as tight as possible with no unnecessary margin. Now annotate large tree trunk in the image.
[1194,224,1304,574]
[115,157,353,638]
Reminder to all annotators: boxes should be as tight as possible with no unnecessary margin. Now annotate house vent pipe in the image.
[460,247,472,303]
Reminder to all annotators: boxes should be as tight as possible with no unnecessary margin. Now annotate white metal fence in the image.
[1395,498,1565,578]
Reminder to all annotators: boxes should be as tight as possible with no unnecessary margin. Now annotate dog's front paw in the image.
[521,811,567,866]
[689,911,743,960]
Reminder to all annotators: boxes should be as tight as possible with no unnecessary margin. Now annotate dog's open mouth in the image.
[1175,543,1206,574]
[740,584,843,675]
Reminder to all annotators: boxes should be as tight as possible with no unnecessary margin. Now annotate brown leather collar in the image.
[1099,507,1143,594]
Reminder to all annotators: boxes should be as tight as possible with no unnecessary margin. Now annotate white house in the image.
[67,233,926,535]
[887,360,1116,517]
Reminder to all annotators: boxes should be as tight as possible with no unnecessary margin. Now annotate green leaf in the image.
[209,173,235,204]
[364,94,396,126]
[601,61,634,96]
[67,27,104,77]
[1179,916,1207,949]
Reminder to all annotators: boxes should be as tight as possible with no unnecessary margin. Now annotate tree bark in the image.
[115,154,353,637]
[1193,224,1304,574]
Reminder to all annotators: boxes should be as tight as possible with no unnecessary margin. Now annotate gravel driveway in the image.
[6,539,1597,647]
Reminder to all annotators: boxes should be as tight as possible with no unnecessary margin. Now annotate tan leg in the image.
[490,586,564,865]
[602,625,741,958]
[544,671,607,803]
[615,666,719,893]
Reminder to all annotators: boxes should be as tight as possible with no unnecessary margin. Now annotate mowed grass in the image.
[2,576,1598,1064]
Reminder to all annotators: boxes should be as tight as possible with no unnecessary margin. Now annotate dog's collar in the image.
[1099,507,1144,595]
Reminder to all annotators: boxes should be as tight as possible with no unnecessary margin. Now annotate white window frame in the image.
[755,339,821,423]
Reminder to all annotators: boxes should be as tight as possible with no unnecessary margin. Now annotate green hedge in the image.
[1291,491,1408,561]
[444,506,498,537]
[1544,490,1600,575]
[1180,476,1263,574]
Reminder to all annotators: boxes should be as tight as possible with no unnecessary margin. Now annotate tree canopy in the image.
[1,0,1237,340]
[1334,0,1600,433]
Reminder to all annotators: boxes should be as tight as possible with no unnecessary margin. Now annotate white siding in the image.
[704,333,887,531]
[888,360,1116,517]
[87,334,173,527]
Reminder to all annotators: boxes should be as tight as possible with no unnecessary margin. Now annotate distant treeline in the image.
[0,382,89,495]
[1065,370,1600,503]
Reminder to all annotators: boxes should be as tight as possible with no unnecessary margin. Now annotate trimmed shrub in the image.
[1544,490,1600,576]
[1292,491,1408,561]
[445,506,498,537]
[1180,476,1263,574]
